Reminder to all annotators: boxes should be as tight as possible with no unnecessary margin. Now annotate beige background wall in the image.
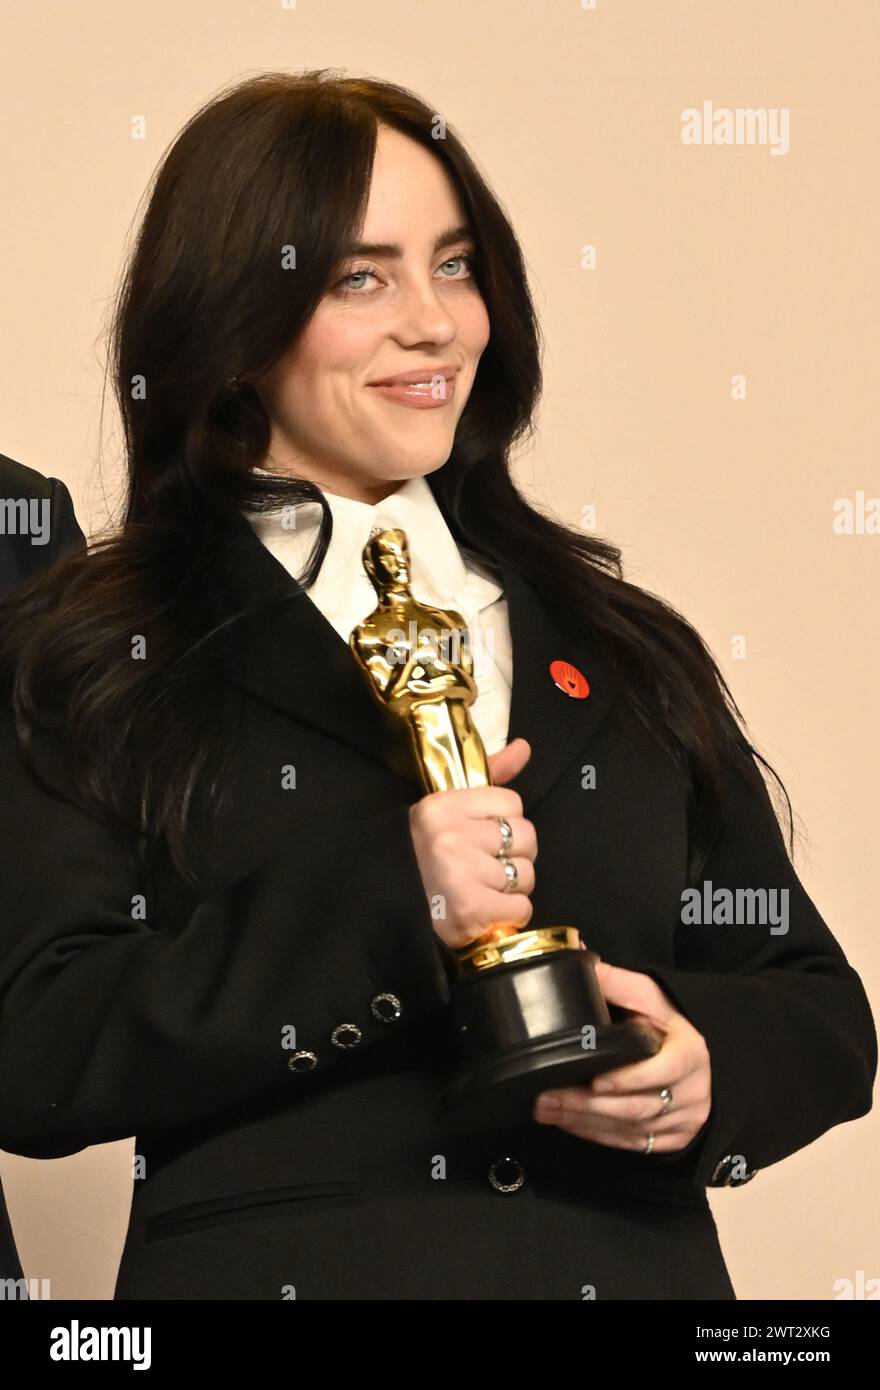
[1,0,877,1300]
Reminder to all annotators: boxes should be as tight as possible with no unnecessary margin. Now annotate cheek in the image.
[298,310,382,379]
[458,296,491,355]
[264,318,373,423]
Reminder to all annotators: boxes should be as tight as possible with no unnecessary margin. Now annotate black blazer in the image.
[0,452,86,1287]
[0,453,84,595]
[0,504,874,1300]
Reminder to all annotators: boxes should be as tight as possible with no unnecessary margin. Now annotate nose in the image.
[391,278,458,345]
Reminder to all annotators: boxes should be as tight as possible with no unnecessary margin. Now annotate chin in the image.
[358,432,455,486]
[397,452,452,479]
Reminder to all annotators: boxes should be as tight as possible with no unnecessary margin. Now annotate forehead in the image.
[359,125,467,241]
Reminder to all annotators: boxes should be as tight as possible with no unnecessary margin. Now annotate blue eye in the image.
[438,253,475,277]
[333,251,476,297]
[338,269,378,292]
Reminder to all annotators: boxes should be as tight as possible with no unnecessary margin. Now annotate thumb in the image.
[593,961,676,1024]
[487,737,531,786]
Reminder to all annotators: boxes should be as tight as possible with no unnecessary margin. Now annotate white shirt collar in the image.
[245,468,504,639]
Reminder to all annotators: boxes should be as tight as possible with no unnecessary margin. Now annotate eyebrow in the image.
[339,223,475,260]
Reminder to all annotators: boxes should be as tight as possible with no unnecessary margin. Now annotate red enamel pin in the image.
[549,659,590,699]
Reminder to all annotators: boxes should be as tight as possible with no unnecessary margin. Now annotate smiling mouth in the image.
[367,376,458,408]
[368,367,459,388]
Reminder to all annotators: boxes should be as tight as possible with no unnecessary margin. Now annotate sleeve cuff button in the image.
[488,1157,526,1193]
[331,1023,363,1049]
[371,992,403,1023]
[287,1050,318,1073]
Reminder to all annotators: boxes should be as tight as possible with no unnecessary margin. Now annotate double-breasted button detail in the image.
[370,992,403,1023]
[287,1050,318,1073]
[487,1156,526,1193]
[710,1153,758,1187]
[331,1022,363,1049]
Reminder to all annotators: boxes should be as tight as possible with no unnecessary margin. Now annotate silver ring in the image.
[494,815,513,857]
[644,1132,655,1156]
[498,855,518,893]
[659,1086,674,1117]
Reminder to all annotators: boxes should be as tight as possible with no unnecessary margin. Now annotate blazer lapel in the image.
[217,508,391,773]
[496,559,619,810]
[217,510,620,810]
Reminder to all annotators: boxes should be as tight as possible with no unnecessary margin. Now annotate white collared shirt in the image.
[244,470,512,755]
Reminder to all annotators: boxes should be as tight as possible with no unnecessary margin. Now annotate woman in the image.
[0,70,874,1301]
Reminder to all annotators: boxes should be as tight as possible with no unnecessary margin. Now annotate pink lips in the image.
[367,367,458,409]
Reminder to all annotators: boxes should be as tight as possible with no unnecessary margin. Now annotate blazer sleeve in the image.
[637,731,877,1191]
[0,713,450,1159]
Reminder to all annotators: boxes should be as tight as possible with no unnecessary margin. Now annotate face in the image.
[254,124,491,505]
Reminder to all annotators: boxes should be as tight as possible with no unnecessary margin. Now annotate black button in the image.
[371,992,403,1023]
[331,1023,363,1049]
[287,1050,318,1073]
[488,1156,525,1193]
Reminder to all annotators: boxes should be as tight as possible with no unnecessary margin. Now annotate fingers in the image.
[534,1075,709,1151]
[532,1024,713,1153]
[592,961,675,1023]
[538,1072,698,1125]
[539,1112,702,1154]
[486,737,531,785]
[479,893,534,933]
[448,783,526,823]
[440,843,535,935]
[471,815,538,863]
[419,787,537,865]
[588,1020,707,1096]
[410,758,540,950]
[488,854,536,898]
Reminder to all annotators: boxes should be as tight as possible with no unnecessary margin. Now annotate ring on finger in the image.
[494,815,513,857]
[498,855,519,893]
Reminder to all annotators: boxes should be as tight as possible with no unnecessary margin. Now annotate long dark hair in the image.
[0,68,793,890]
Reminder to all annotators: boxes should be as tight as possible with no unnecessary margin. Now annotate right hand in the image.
[408,738,538,951]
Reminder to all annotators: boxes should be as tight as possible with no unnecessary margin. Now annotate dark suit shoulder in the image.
[0,454,86,598]
[0,453,57,498]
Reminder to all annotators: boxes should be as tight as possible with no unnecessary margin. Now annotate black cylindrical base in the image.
[435,946,660,1131]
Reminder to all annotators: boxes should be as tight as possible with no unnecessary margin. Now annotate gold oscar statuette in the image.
[350,525,659,1128]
